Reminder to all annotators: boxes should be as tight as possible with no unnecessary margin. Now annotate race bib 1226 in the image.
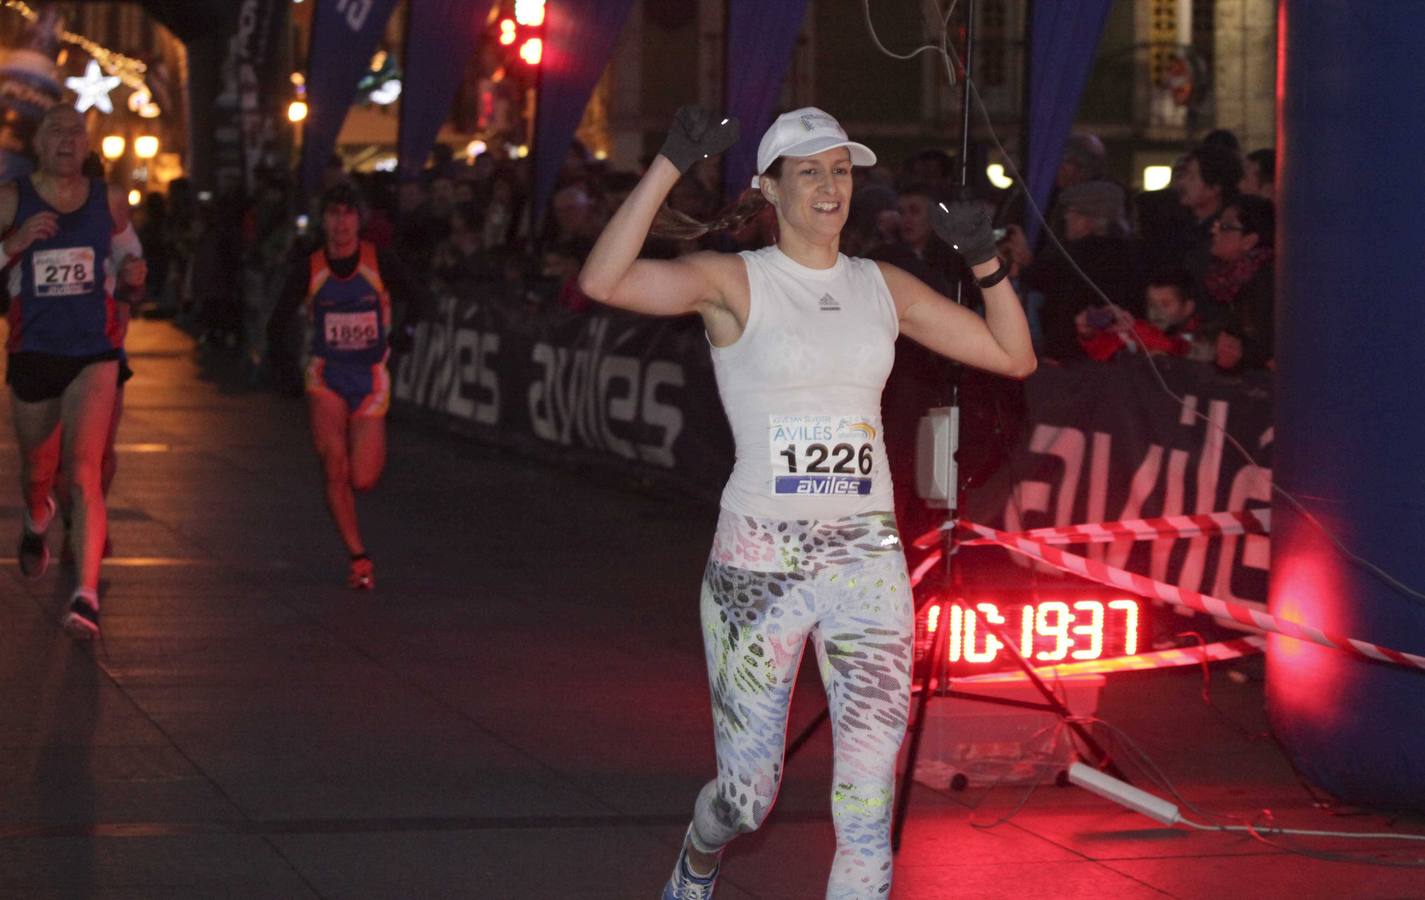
[768,414,877,497]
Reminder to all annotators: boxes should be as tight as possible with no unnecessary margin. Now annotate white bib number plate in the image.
[769,414,877,497]
[324,310,379,350]
[33,246,96,297]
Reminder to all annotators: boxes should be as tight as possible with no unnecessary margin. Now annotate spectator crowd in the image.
[127,126,1276,384]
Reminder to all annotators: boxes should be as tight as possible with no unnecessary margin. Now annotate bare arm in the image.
[578,156,716,316]
[578,105,743,336]
[107,185,132,234]
[883,259,1037,379]
[577,155,749,346]
[0,182,59,261]
[107,184,146,294]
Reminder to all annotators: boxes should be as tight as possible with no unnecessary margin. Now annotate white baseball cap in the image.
[751,107,877,189]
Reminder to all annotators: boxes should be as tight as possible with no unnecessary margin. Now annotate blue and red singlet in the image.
[5,176,122,358]
[302,241,392,417]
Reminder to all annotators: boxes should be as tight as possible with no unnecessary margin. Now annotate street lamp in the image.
[101,135,125,161]
[1142,165,1172,191]
[287,99,308,123]
[134,135,159,160]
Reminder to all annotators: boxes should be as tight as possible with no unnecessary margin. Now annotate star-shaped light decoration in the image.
[66,60,122,114]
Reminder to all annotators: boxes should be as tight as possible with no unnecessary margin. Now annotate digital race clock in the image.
[915,594,1148,675]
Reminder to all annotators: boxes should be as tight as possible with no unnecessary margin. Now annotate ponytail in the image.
[651,188,771,241]
[650,157,785,242]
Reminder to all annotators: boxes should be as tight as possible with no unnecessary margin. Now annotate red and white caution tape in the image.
[952,635,1266,684]
[906,509,1267,587]
[909,548,943,588]
[912,527,944,550]
[958,509,1270,547]
[958,519,1425,673]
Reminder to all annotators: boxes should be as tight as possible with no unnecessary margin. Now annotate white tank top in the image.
[711,245,899,519]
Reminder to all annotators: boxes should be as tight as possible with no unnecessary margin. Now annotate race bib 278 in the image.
[33,246,96,297]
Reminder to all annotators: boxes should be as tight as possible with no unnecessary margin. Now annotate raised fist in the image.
[659,105,740,175]
[930,199,997,267]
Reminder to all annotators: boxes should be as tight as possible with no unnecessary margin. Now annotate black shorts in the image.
[6,350,121,403]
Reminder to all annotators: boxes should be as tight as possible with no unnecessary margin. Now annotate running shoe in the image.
[348,555,374,590]
[18,496,55,578]
[661,828,719,900]
[62,592,100,640]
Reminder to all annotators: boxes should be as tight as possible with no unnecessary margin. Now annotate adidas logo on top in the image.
[817,293,841,311]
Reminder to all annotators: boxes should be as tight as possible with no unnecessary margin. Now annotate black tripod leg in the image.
[892,596,951,851]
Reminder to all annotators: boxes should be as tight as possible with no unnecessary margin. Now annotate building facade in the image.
[0,1,188,191]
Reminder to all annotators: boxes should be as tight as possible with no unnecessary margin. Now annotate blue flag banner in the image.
[1023,0,1113,245]
[300,0,401,195]
[398,0,494,182]
[531,0,637,231]
[722,0,810,200]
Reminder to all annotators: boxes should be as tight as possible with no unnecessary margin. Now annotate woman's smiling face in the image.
[763,147,855,242]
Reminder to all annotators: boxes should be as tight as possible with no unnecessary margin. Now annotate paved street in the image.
[2,321,1421,899]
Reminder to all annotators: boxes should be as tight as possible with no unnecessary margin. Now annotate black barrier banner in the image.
[955,355,1273,606]
[394,299,1272,603]
[392,297,733,498]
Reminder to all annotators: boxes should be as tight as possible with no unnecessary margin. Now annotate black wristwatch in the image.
[974,256,1010,289]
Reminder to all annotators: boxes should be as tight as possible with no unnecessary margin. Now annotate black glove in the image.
[931,199,998,266]
[659,105,740,175]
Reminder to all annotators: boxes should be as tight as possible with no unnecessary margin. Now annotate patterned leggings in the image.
[689,509,913,899]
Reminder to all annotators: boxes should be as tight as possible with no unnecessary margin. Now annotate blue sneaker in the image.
[661,828,719,900]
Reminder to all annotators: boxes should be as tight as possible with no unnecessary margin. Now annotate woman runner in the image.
[267,183,424,589]
[578,107,1036,898]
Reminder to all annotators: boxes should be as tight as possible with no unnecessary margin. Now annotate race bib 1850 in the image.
[769,414,877,497]
[32,246,96,297]
[323,310,380,351]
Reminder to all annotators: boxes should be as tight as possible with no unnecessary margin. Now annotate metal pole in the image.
[892,2,1126,852]
[891,0,978,854]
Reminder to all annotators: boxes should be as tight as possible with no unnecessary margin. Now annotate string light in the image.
[2,1,149,93]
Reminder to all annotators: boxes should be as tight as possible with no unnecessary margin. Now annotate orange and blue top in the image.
[304,240,391,367]
[6,176,122,356]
